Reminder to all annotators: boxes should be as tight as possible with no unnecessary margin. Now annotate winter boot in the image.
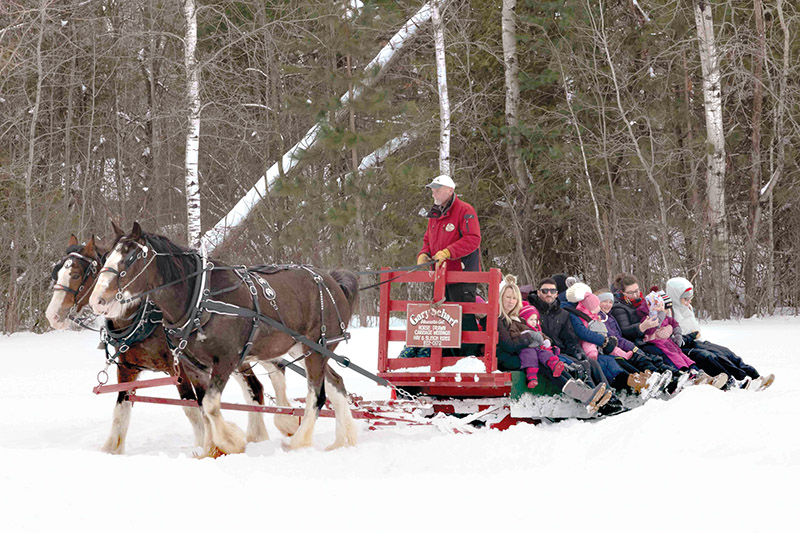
[525,367,539,389]
[627,372,647,394]
[547,356,565,378]
[561,380,607,414]
[710,373,728,389]
[754,373,775,391]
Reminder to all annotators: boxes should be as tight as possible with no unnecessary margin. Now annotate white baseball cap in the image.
[425,174,456,189]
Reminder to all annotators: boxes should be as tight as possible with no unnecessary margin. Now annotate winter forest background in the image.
[1,0,798,333]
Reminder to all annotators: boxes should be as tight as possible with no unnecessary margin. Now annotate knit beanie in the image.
[581,293,601,313]
[519,304,538,322]
[597,292,614,302]
[566,282,593,303]
[552,274,568,294]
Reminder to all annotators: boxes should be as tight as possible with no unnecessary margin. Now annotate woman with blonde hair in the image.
[496,274,609,413]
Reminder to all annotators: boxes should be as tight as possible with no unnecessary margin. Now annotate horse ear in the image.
[131,221,142,240]
[68,234,79,246]
[92,235,110,257]
[85,235,97,257]
[111,220,124,238]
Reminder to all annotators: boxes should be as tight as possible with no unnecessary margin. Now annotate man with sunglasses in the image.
[527,277,606,389]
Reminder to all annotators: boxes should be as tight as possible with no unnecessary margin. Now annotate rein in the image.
[356,260,437,291]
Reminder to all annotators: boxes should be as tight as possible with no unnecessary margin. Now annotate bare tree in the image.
[432,0,450,176]
[694,0,729,318]
[184,0,201,248]
[501,0,528,191]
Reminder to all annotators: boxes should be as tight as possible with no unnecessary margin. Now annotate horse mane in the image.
[138,232,198,289]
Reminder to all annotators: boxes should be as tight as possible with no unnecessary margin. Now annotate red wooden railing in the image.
[377,263,509,396]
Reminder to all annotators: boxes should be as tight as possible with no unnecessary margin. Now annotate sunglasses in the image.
[539,288,558,294]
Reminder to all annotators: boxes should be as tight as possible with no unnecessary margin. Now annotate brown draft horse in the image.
[46,232,300,454]
[89,222,359,457]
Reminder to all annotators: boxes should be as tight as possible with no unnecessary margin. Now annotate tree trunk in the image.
[24,1,46,249]
[432,0,450,176]
[694,0,729,319]
[501,0,527,191]
[202,1,447,252]
[742,0,766,317]
[184,0,202,248]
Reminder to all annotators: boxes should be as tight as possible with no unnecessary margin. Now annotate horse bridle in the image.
[52,251,101,299]
[99,240,158,302]
[51,249,104,329]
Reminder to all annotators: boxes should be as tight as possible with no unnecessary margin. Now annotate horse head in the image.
[90,221,196,321]
[46,234,106,329]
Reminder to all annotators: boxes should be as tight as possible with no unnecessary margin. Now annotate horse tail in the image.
[330,269,359,308]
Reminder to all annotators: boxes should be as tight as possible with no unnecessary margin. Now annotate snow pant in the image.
[537,363,570,390]
[596,354,632,390]
[444,282,479,357]
[637,342,681,371]
[627,347,675,374]
[687,340,759,380]
[559,353,606,387]
[519,347,557,371]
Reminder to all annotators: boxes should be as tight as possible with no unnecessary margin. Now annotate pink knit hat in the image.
[519,304,539,322]
[580,293,601,313]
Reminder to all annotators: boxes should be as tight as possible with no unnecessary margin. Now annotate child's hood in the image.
[666,277,693,309]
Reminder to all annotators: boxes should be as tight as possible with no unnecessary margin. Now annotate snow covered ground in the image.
[2,315,798,532]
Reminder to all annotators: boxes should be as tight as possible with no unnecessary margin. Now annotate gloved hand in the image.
[526,331,544,348]
[566,362,588,381]
[602,336,618,355]
[432,249,451,263]
[672,332,685,347]
[542,338,551,349]
[417,253,431,265]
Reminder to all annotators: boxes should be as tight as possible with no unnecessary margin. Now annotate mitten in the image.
[671,325,684,347]
[432,249,451,263]
[542,338,551,349]
[602,336,618,355]
[417,253,431,265]
[526,331,544,348]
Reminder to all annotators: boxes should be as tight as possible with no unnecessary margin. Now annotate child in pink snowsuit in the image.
[575,293,633,360]
[518,304,565,388]
[636,291,696,370]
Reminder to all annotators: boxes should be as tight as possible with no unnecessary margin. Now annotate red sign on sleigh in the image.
[405,303,463,348]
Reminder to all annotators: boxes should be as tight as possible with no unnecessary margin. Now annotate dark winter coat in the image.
[610,292,647,342]
[496,316,530,371]
[419,194,481,272]
[527,294,586,359]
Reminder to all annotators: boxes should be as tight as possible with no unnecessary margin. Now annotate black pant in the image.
[686,340,759,380]
[444,282,479,357]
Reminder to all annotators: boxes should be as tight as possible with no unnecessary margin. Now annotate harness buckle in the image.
[119,344,130,353]
[178,339,188,351]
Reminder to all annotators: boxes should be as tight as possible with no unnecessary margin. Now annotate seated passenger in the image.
[497,274,609,411]
[665,277,775,391]
[564,283,648,395]
[637,291,728,389]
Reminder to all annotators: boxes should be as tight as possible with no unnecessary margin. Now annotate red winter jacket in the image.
[419,194,481,272]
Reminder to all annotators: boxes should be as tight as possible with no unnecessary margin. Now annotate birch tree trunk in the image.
[432,0,450,176]
[501,0,528,191]
[694,0,729,318]
[202,1,446,252]
[184,0,202,248]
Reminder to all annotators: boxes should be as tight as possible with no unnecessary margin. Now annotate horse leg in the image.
[101,366,138,454]
[197,375,247,458]
[260,359,301,437]
[288,345,325,450]
[175,367,205,448]
[323,357,358,450]
[232,365,269,443]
